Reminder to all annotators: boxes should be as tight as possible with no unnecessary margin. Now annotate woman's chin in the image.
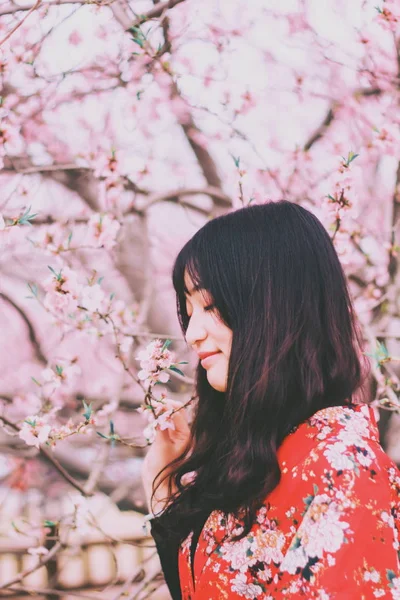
[206,371,227,393]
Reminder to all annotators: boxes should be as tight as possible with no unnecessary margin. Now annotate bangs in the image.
[172,240,204,297]
[172,220,234,333]
[172,238,205,333]
[172,231,227,333]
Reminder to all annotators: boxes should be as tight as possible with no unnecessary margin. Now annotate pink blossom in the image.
[32,223,70,254]
[68,31,82,45]
[40,361,81,393]
[111,300,138,334]
[286,12,310,34]
[43,267,82,315]
[136,339,175,387]
[43,289,78,315]
[236,91,257,116]
[0,215,5,230]
[43,266,81,297]
[140,397,181,443]
[376,2,400,33]
[155,409,176,432]
[80,284,106,312]
[138,368,170,387]
[19,416,51,448]
[86,213,121,250]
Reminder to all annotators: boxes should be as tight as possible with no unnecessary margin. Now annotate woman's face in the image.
[184,271,232,392]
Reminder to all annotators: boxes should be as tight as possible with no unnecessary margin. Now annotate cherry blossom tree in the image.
[0,0,399,596]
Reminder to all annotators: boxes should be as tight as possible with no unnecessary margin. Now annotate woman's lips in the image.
[200,352,221,369]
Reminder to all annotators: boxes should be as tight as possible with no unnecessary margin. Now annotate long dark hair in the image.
[153,200,370,545]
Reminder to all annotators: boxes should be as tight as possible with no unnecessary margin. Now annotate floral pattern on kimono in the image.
[178,404,400,599]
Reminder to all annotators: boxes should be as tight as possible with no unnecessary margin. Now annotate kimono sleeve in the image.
[274,448,400,598]
[149,514,182,600]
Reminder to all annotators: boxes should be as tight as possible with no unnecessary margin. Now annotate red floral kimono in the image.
[176,404,400,599]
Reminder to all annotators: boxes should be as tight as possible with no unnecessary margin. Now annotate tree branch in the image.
[389,161,400,284]
[0,0,87,15]
[0,540,62,590]
[0,292,47,364]
[0,415,93,497]
[133,0,185,26]
[303,87,383,152]
[303,107,335,152]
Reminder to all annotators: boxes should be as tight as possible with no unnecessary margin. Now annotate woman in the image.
[142,200,400,599]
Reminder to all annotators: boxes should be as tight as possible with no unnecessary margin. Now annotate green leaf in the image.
[98,276,104,285]
[48,266,63,281]
[342,151,359,167]
[169,365,185,377]
[55,365,63,376]
[17,206,38,226]
[67,232,73,248]
[31,377,41,387]
[44,520,57,527]
[161,339,172,352]
[110,293,115,301]
[109,420,115,435]
[387,569,396,583]
[96,431,109,439]
[231,155,241,168]
[178,361,189,365]
[82,399,93,421]
[129,25,146,48]
[364,340,390,366]
[27,283,38,298]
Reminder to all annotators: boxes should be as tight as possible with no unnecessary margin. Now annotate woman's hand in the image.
[141,399,191,516]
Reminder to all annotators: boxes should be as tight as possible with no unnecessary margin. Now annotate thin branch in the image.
[7,586,99,599]
[304,107,335,152]
[0,0,41,45]
[0,415,93,497]
[0,292,47,364]
[303,87,383,152]
[127,564,163,600]
[110,0,227,211]
[388,161,400,284]
[127,0,185,29]
[0,0,86,15]
[143,185,231,210]
[0,540,62,590]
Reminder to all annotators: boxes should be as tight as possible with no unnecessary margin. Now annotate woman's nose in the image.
[185,314,207,347]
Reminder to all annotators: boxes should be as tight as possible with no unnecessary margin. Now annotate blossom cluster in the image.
[41,265,138,344]
[138,396,177,444]
[136,339,175,387]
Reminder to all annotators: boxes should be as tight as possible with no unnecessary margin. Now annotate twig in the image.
[0,541,62,589]
[0,415,93,497]
[111,551,157,600]
[0,0,41,46]
[0,292,47,364]
[126,564,163,600]
[7,584,99,598]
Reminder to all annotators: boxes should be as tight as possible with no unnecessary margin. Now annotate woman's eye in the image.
[204,304,216,312]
